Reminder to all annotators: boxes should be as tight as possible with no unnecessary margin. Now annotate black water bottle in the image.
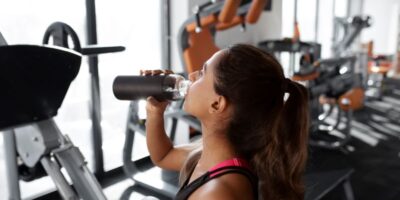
[113,74,192,101]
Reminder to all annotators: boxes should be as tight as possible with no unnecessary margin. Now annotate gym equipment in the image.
[42,21,125,178]
[113,75,191,101]
[258,39,322,77]
[332,15,371,57]
[301,56,364,151]
[365,43,393,100]
[178,0,268,73]
[43,21,125,178]
[1,44,106,200]
[174,0,268,135]
[43,22,125,56]
[1,22,125,199]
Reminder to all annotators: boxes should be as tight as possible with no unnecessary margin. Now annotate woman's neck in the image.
[197,121,238,170]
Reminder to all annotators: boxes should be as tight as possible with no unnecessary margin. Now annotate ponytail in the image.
[252,79,309,200]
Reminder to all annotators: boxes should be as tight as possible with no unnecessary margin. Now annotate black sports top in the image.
[174,158,258,200]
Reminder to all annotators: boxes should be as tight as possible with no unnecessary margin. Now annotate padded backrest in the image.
[246,0,267,24]
[186,14,218,33]
[0,45,81,130]
[338,87,364,111]
[184,14,220,73]
[184,28,220,73]
[182,0,267,73]
[216,15,243,31]
[217,0,268,30]
[292,71,320,81]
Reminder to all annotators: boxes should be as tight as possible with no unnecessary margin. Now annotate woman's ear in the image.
[209,95,228,114]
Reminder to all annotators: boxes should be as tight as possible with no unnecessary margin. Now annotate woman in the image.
[145,44,309,200]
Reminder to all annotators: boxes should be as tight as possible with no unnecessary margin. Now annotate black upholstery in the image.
[0,45,81,129]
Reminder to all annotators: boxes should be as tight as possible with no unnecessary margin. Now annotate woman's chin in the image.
[182,103,193,116]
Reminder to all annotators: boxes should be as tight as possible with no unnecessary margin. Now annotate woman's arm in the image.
[145,96,197,171]
[143,69,198,171]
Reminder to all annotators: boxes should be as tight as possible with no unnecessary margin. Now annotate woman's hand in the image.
[140,69,174,117]
[146,96,169,117]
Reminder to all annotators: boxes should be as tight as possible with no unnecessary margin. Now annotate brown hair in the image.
[181,44,309,200]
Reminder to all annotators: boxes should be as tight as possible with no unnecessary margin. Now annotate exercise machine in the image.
[307,56,363,151]
[1,22,125,199]
[332,15,371,57]
[1,44,106,200]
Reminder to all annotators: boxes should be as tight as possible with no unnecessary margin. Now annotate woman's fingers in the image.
[152,70,164,76]
[140,69,174,76]
[164,69,174,75]
[140,70,153,76]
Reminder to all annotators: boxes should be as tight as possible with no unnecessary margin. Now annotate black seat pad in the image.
[0,45,81,129]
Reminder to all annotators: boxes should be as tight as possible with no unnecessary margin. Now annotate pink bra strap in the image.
[208,158,251,178]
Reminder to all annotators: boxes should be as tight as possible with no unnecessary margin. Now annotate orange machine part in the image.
[397,51,400,73]
[216,16,243,30]
[292,71,319,81]
[367,41,374,57]
[186,15,218,33]
[218,0,242,23]
[292,22,301,43]
[338,87,365,111]
[183,28,219,73]
[246,0,268,24]
[367,61,392,74]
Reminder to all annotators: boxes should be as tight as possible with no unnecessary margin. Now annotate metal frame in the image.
[1,0,168,198]
[161,0,172,70]
[85,0,104,177]
[309,103,353,151]
[3,131,21,199]
[3,119,107,200]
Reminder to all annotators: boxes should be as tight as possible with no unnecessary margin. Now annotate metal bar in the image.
[332,0,336,17]
[315,0,320,42]
[3,131,21,200]
[123,101,140,177]
[289,53,296,76]
[343,179,355,200]
[85,0,104,176]
[40,156,78,200]
[161,0,172,69]
[54,140,106,200]
[346,0,351,17]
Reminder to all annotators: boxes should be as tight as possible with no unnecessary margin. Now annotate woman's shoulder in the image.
[189,173,254,200]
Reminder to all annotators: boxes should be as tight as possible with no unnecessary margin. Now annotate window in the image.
[0,0,163,198]
[95,0,162,171]
[282,0,349,58]
[0,1,88,198]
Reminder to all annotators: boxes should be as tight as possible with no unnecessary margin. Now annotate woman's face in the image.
[183,50,225,119]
